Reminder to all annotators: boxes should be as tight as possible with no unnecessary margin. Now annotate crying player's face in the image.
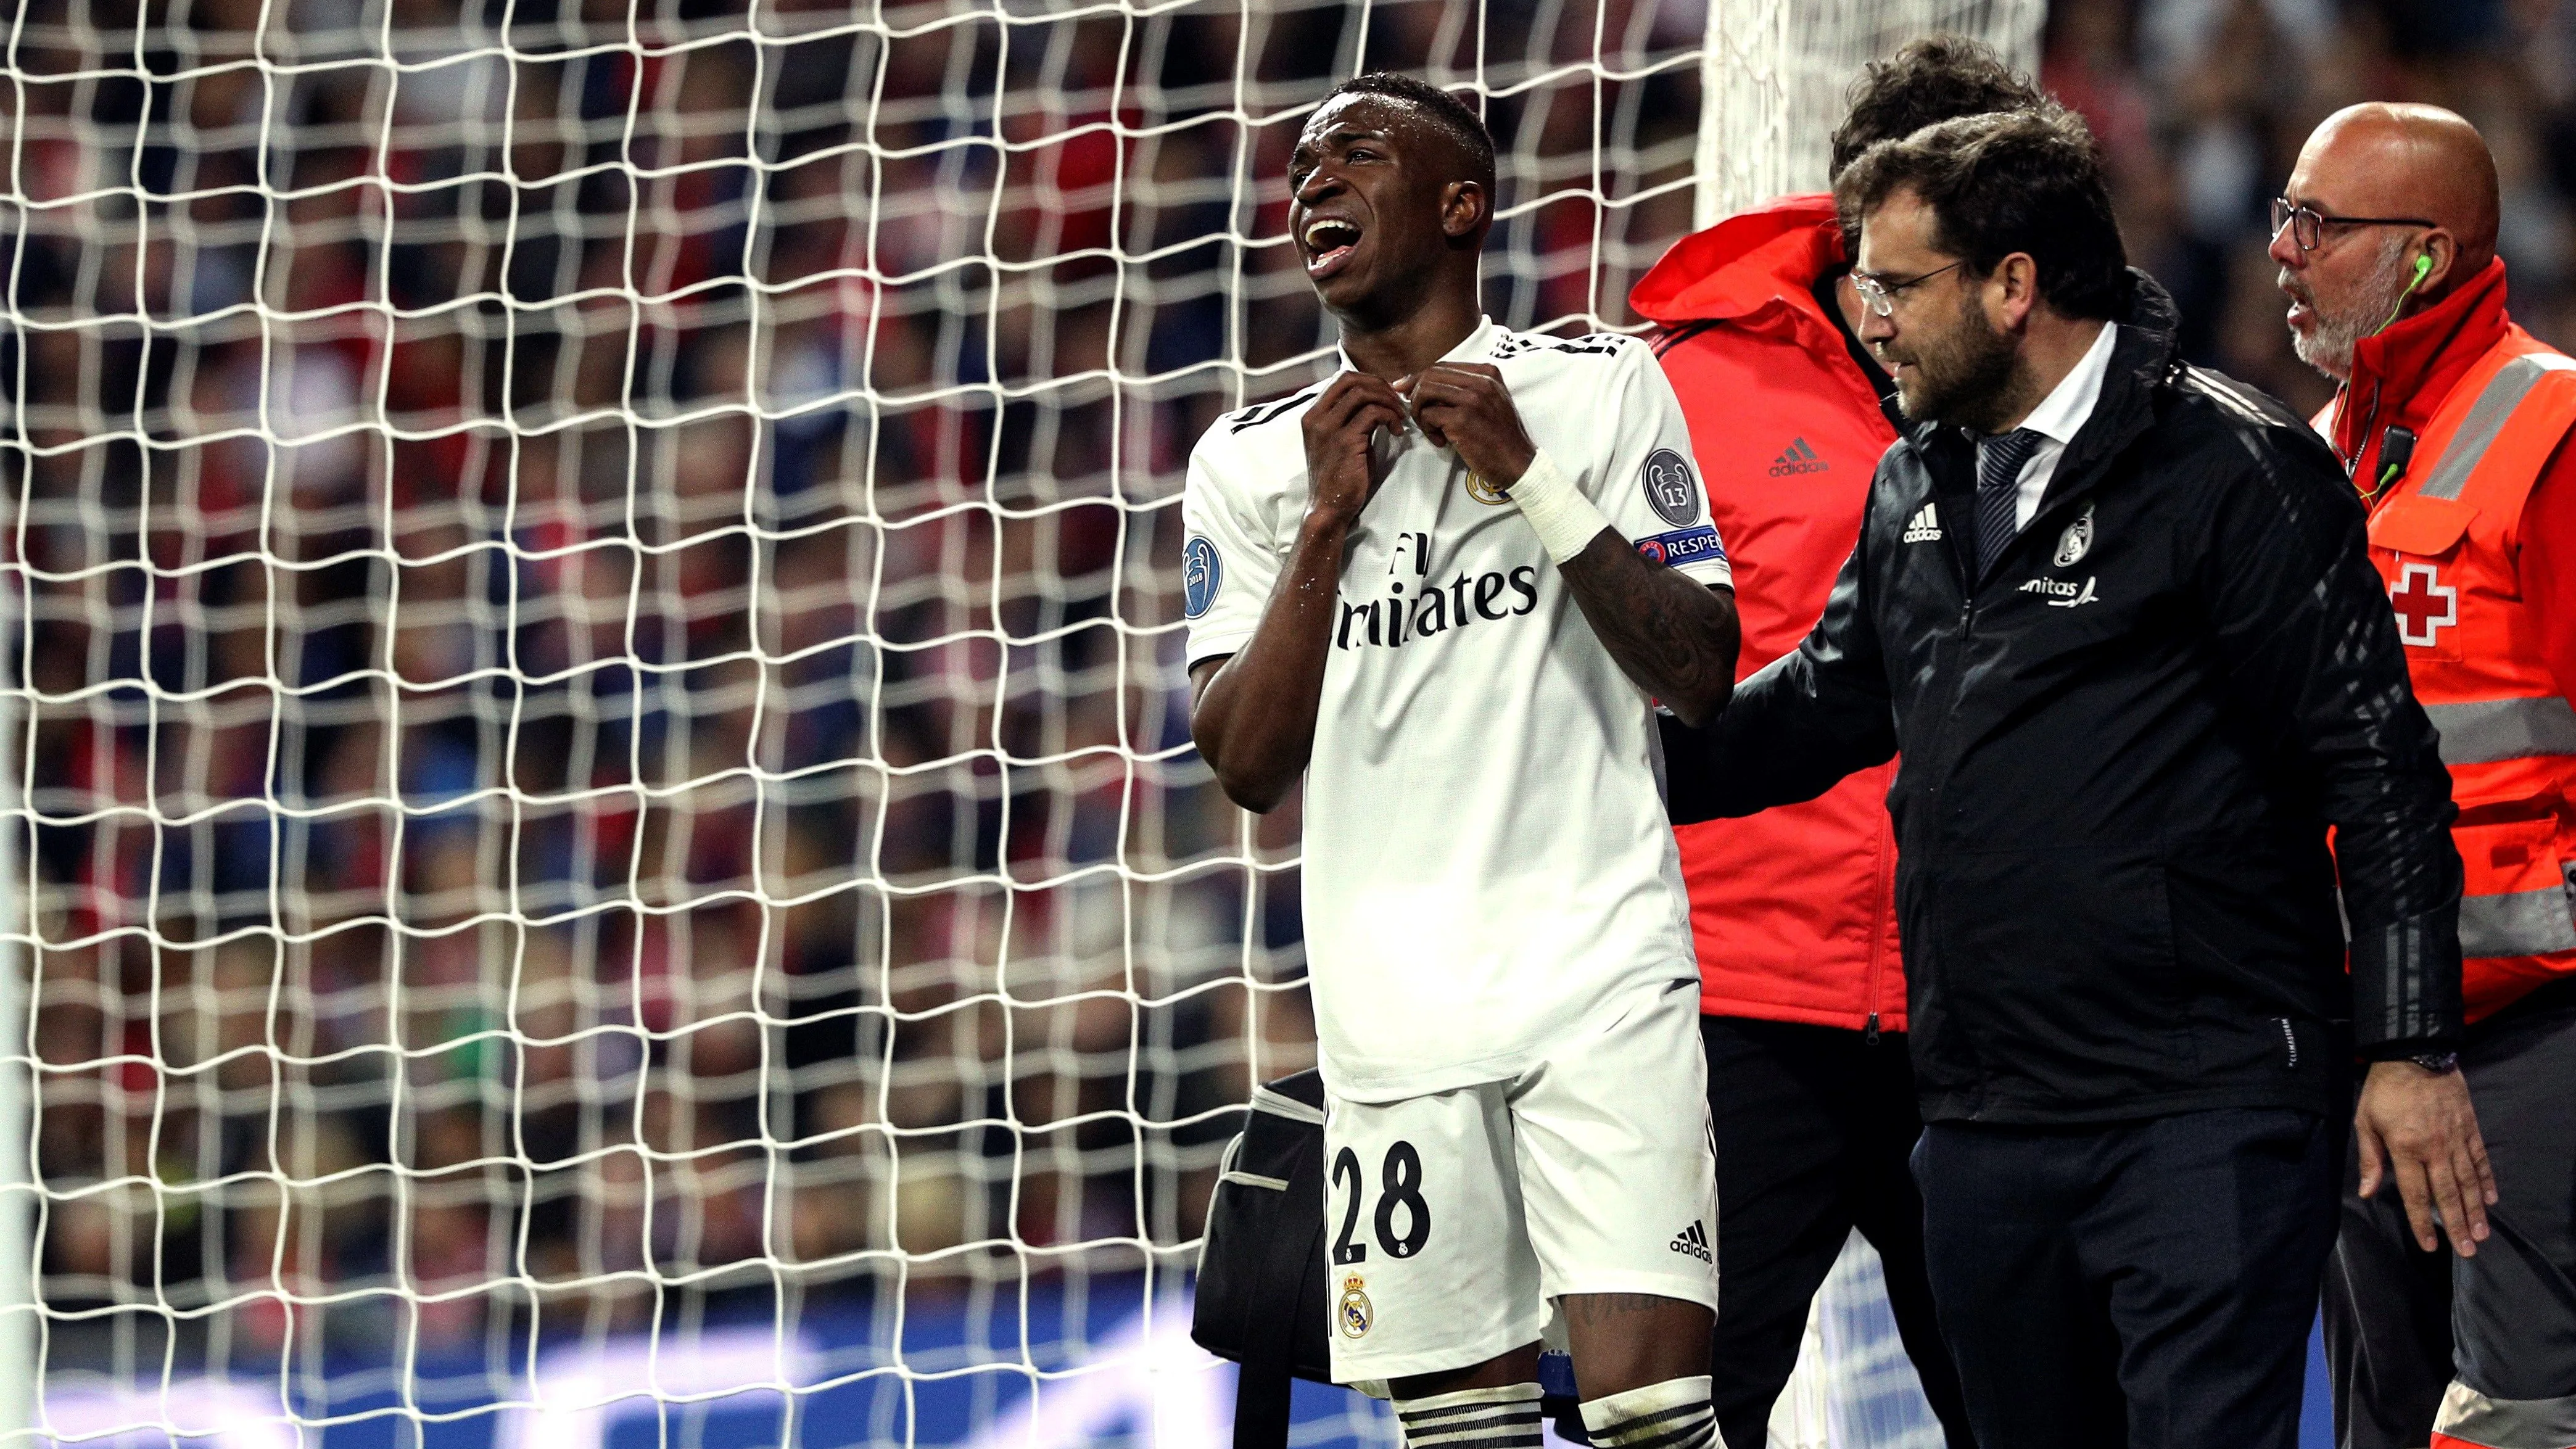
[1287,96,1468,318]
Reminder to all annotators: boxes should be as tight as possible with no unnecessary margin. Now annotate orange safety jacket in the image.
[2335,260,2576,1022]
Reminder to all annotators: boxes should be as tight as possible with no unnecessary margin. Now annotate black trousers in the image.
[1700,1015,1973,1449]
[1915,1107,2341,1449]
[2325,992,2576,1449]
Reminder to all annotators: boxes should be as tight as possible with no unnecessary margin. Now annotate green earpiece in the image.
[2374,253,2438,336]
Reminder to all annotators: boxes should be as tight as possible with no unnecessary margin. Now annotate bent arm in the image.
[1189,517,1353,814]
[1663,540,1896,824]
[2202,444,2462,1052]
[1556,534,1740,727]
[1400,357,1739,724]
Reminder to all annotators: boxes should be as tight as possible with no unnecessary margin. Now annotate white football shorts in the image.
[1319,979,1719,1384]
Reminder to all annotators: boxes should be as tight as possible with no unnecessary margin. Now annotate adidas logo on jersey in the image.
[1902,503,1942,543]
[1769,437,1828,476]
[1669,1220,1712,1262]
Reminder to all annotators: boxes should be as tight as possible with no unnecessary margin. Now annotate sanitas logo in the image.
[2018,574,2099,608]
[1769,437,1828,476]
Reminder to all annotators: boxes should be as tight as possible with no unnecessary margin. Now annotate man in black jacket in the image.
[1666,107,2494,1448]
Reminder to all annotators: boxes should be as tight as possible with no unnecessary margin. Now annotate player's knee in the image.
[1391,1381,1543,1447]
[1580,1374,1718,1448]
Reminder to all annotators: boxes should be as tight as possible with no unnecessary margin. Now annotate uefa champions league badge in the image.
[1641,447,1699,527]
[1339,1275,1373,1338]
[1183,536,1221,619]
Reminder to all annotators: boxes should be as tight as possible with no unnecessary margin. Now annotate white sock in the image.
[1392,1382,1544,1448]
[1579,1374,1718,1449]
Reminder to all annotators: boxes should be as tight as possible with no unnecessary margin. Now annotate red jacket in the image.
[1630,195,1907,1031]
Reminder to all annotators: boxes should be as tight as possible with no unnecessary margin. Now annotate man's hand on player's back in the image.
[1302,373,1410,529]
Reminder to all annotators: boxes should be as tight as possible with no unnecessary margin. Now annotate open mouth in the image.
[2279,275,2316,329]
[1303,217,1362,279]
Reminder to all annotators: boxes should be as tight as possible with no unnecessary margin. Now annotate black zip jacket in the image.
[1665,275,2464,1125]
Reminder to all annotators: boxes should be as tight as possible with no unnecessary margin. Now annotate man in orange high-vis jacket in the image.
[1627,36,2043,1448]
[2276,103,2576,1449]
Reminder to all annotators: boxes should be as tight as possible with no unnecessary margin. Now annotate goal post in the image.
[0,0,2039,1445]
[1696,0,2047,226]
[0,569,32,1440]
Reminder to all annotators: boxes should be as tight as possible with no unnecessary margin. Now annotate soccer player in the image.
[1183,72,1741,1449]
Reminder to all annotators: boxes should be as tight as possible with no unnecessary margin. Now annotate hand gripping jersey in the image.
[1181,317,1732,1100]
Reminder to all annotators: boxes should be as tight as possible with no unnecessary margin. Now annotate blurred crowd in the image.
[9,0,2576,1395]
[2052,0,2576,416]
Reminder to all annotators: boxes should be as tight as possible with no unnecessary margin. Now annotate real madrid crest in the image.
[1463,470,1508,506]
[1338,1274,1373,1337]
[2054,505,2094,568]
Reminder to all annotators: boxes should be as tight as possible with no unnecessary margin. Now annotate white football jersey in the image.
[1181,317,1731,1102]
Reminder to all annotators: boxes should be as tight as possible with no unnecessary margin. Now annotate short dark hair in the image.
[1828,35,2047,181]
[1319,72,1498,194]
[1834,108,2128,321]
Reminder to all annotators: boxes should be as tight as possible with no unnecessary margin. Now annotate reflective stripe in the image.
[2425,696,2576,764]
[2433,1381,2576,1448]
[2420,353,2576,500]
[2459,883,2576,959]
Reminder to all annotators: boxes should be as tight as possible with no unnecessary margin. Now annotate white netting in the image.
[0,0,2028,1445]
[1696,0,2044,225]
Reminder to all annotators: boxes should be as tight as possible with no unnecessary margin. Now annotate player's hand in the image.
[2355,1057,2497,1255]
[1302,373,1409,530]
[1395,363,1536,492]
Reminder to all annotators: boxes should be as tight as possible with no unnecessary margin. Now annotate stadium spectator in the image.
[1627,35,2042,1448]
[2271,102,2576,1449]
[1662,105,2485,1448]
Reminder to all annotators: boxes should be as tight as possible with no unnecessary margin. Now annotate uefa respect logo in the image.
[1634,524,1725,568]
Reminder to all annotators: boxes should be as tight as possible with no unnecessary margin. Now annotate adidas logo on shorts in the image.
[1902,503,1942,543]
[1669,1219,1712,1263]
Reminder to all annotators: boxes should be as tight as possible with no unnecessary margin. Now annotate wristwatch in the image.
[2407,1050,2461,1075]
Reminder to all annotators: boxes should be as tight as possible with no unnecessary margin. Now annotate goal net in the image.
[0,0,2035,1445]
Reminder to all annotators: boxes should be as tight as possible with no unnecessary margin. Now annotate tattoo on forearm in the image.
[1566,553,1731,712]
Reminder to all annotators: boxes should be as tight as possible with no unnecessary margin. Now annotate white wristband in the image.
[1501,448,1614,564]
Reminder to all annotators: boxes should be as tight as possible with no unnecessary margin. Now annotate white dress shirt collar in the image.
[2016,318,2118,449]
[1986,320,2120,533]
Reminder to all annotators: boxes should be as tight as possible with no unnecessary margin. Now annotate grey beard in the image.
[2290,241,2419,380]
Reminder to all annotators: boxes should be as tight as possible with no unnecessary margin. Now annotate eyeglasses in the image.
[2269,197,2435,254]
[1851,260,1967,317]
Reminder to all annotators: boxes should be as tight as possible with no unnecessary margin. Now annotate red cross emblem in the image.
[2388,563,2458,646]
